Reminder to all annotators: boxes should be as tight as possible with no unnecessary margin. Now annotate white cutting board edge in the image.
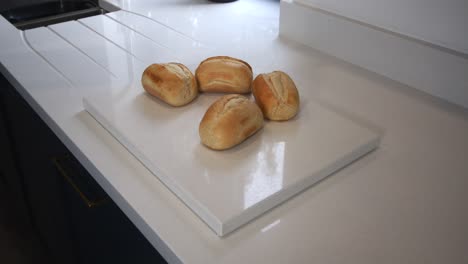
[83,97,380,236]
[221,136,379,235]
[83,98,224,233]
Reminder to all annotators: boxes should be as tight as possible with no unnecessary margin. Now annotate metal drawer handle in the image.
[52,156,108,208]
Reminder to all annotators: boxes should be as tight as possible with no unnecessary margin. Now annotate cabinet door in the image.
[0,75,32,231]
[55,154,167,264]
[2,81,78,264]
[3,77,166,264]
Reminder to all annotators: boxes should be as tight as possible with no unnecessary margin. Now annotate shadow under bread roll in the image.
[141,63,198,106]
[252,71,300,121]
[195,56,253,93]
[199,94,264,150]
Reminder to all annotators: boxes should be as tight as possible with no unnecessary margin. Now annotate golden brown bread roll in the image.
[141,63,198,106]
[199,94,264,150]
[195,56,253,93]
[252,71,300,121]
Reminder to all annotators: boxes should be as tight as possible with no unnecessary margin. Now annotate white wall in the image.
[280,1,468,108]
[296,0,468,55]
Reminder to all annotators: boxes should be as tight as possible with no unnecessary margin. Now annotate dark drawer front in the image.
[1,74,166,264]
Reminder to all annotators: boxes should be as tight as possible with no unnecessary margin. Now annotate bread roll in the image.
[252,71,300,121]
[199,94,264,150]
[141,63,198,107]
[195,56,253,93]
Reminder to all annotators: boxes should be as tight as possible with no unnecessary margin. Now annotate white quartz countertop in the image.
[1,0,468,263]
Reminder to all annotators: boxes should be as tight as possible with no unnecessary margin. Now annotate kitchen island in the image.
[1,0,467,263]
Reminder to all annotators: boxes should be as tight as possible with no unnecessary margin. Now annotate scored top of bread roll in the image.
[195,56,253,94]
[141,63,198,107]
[199,94,264,150]
[252,71,300,121]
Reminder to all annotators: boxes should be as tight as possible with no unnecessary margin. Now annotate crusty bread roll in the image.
[199,94,264,150]
[141,63,198,106]
[195,56,253,93]
[252,71,300,121]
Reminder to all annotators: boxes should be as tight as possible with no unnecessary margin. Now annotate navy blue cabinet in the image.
[0,75,166,264]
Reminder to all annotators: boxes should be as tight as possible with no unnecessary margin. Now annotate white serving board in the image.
[84,85,379,236]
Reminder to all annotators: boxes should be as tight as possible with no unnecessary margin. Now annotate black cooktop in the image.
[0,0,106,30]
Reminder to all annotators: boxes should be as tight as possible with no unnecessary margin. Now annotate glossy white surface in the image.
[281,1,468,109]
[84,86,379,235]
[78,15,178,64]
[296,0,468,55]
[1,0,468,263]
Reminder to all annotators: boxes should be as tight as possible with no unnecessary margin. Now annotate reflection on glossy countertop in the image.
[244,141,285,209]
